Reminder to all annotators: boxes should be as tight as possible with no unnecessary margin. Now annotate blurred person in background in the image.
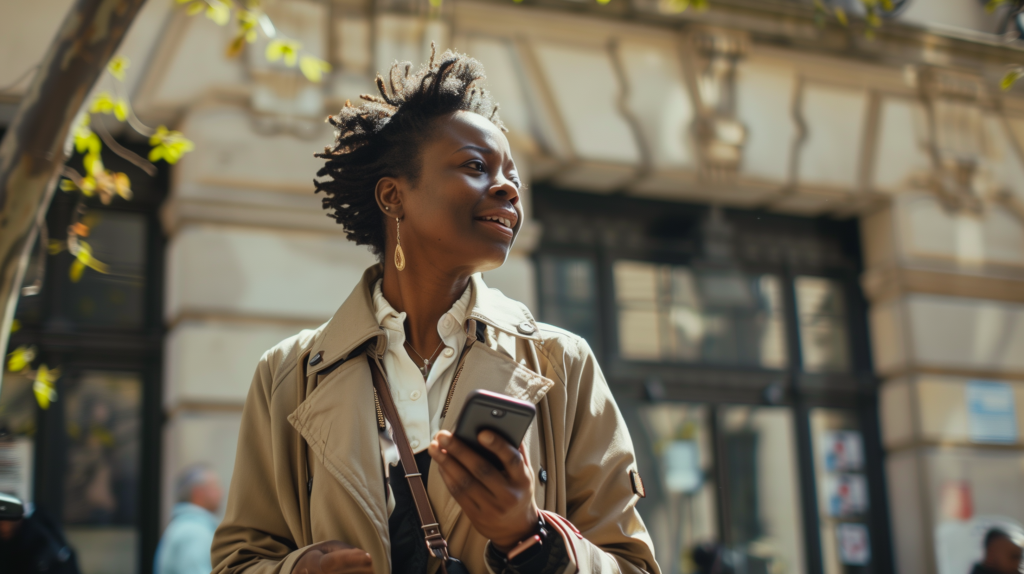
[155,465,223,574]
[0,505,80,574]
[971,529,1023,574]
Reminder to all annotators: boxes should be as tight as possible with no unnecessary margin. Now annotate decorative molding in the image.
[883,438,1024,455]
[877,364,1024,384]
[686,26,749,179]
[861,265,1024,305]
[914,66,1004,215]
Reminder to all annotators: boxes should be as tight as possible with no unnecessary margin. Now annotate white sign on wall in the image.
[821,430,864,472]
[0,437,33,504]
[663,440,702,494]
[836,523,871,566]
[966,381,1018,444]
[824,473,869,517]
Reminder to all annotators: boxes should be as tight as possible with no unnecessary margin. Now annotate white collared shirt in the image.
[372,279,473,511]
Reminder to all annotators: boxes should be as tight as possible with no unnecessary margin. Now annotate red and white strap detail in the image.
[539,510,582,572]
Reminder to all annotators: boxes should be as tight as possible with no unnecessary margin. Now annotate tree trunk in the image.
[0,0,147,390]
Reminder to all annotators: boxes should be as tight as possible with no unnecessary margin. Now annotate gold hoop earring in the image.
[394,217,406,271]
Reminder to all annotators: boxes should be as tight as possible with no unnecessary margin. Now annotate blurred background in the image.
[1,1,1023,574]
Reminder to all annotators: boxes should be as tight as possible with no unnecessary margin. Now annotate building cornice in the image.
[461,0,1024,78]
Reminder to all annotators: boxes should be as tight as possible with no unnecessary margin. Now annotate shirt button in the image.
[443,347,455,358]
[410,390,421,401]
[410,439,420,449]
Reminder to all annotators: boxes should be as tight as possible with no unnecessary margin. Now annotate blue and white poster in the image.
[966,381,1018,444]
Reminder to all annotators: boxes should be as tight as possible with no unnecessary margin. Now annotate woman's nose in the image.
[491,176,519,205]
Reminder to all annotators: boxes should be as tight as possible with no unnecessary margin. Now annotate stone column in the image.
[159,103,378,524]
[863,193,1024,574]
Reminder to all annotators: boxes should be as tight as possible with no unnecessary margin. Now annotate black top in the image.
[387,451,567,573]
[970,563,1009,574]
[0,508,80,574]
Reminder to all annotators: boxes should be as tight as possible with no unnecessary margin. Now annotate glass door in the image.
[636,403,718,573]
[62,371,144,574]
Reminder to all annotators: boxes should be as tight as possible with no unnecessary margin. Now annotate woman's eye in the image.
[465,160,485,172]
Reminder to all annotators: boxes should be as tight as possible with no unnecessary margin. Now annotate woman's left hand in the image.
[428,429,540,552]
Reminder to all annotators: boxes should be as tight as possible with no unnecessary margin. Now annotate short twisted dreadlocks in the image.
[314,48,505,258]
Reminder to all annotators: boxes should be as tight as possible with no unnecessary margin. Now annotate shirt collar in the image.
[371,279,474,336]
[306,264,541,376]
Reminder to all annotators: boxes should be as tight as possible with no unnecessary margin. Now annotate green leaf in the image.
[73,115,102,156]
[834,6,848,26]
[148,126,195,165]
[986,0,1008,14]
[206,0,232,26]
[107,56,130,81]
[83,152,103,176]
[226,34,247,59]
[299,55,331,83]
[266,39,301,66]
[90,92,116,114]
[1002,68,1024,91]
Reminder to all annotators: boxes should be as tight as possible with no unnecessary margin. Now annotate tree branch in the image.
[0,0,149,391]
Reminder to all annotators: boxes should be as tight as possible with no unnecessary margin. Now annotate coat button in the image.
[410,390,421,401]
[539,468,548,484]
[308,352,323,366]
[443,347,455,358]
[517,322,535,335]
[410,439,420,449]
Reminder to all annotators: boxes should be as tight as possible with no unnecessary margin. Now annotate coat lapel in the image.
[286,264,557,550]
[287,357,389,545]
[429,342,555,535]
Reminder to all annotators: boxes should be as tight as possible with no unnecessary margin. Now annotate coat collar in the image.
[306,264,541,376]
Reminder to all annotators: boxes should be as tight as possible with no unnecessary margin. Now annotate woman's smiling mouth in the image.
[480,215,513,228]
[475,213,517,237]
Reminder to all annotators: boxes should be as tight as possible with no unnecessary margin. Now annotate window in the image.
[637,403,718,568]
[538,255,600,349]
[534,188,888,574]
[810,409,875,574]
[720,406,806,574]
[2,141,166,574]
[613,260,786,368]
[63,372,143,574]
[795,277,850,374]
[54,211,148,330]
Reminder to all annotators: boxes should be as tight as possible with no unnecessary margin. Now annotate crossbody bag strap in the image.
[367,356,451,563]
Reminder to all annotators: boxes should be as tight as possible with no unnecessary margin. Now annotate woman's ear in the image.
[375,176,405,219]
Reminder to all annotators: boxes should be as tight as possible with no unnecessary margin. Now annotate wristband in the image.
[502,515,548,562]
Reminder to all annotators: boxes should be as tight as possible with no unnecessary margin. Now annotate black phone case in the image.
[453,390,536,469]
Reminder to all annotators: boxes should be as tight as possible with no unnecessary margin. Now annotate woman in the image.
[210,48,659,574]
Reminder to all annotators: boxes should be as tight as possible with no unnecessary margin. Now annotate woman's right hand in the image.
[292,541,373,574]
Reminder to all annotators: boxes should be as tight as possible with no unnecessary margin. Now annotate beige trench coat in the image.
[211,265,660,574]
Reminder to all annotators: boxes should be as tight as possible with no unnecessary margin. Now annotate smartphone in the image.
[453,390,536,470]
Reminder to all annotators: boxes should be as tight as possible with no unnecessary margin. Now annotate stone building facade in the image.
[2,1,1024,573]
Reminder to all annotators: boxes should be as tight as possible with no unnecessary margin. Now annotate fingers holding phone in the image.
[429,430,539,551]
[428,390,541,551]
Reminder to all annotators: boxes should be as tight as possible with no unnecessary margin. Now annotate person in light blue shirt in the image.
[155,465,223,574]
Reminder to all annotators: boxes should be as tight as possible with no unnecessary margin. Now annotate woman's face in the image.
[387,110,522,275]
